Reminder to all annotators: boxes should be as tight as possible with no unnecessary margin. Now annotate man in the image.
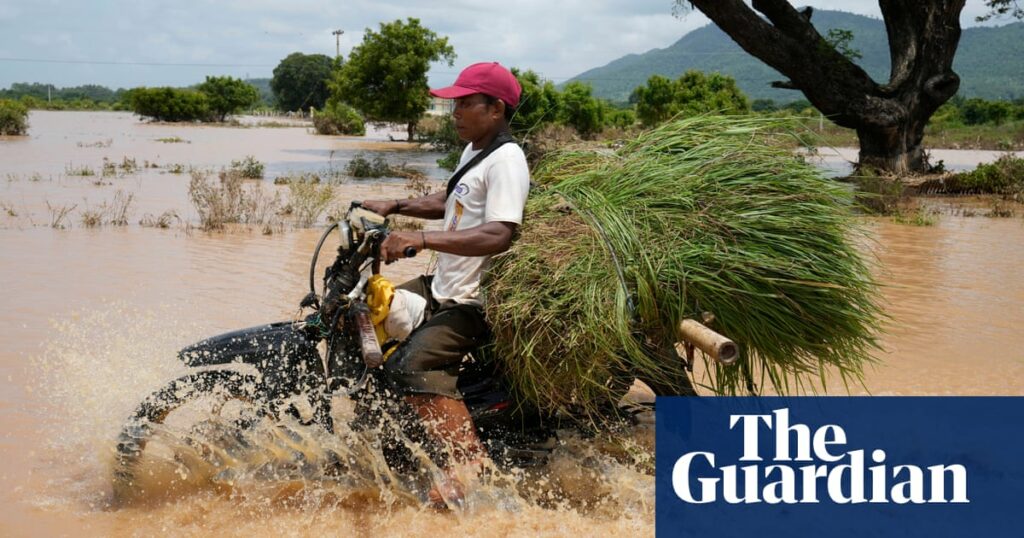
[361,62,529,507]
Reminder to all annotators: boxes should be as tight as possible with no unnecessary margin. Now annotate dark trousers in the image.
[382,275,489,400]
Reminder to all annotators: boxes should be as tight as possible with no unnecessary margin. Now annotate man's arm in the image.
[362,191,446,220]
[381,222,516,263]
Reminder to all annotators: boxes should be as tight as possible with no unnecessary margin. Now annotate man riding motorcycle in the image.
[361,62,529,507]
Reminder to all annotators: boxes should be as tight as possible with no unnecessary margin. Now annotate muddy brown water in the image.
[1,112,1022,536]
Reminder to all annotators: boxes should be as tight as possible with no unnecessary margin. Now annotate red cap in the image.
[430,62,522,108]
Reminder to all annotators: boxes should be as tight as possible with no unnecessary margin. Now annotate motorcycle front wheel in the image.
[112,370,261,503]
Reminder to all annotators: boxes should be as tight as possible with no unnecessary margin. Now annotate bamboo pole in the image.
[677,319,739,365]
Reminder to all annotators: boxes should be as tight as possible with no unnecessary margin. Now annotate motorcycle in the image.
[113,201,736,504]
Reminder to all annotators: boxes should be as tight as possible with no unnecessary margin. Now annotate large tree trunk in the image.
[687,0,966,174]
[407,121,416,141]
[857,128,925,175]
[856,119,928,175]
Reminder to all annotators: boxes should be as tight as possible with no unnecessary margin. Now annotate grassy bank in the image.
[800,118,1024,151]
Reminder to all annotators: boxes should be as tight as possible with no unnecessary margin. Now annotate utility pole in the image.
[332,29,344,59]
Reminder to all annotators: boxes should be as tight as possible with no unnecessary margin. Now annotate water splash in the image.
[28,305,656,535]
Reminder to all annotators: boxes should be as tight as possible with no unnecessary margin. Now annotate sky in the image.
[0,1,1011,90]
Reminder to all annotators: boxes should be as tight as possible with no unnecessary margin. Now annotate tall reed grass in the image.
[485,116,882,418]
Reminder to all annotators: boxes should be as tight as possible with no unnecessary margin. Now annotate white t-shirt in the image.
[431,141,530,306]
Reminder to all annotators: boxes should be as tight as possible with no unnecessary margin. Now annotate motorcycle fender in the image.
[178,321,321,369]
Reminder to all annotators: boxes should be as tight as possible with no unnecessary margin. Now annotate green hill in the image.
[244,78,274,107]
[568,10,1024,103]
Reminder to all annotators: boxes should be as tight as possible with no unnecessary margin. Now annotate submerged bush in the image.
[286,180,335,227]
[128,87,211,122]
[344,153,394,178]
[946,155,1024,194]
[0,98,29,135]
[891,206,938,226]
[188,170,280,230]
[417,115,462,170]
[343,153,424,180]
[313,100,365,136]
[230,155,265,179]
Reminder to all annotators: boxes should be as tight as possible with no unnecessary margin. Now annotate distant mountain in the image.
[567,10,1024,103]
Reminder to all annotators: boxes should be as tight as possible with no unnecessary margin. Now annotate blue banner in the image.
[655,397,1024,537]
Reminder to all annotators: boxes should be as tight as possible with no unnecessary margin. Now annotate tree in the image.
[960,97,1014,125]
[331,18,455,140]
[197,76,260,121]
[632,71,750,127]
[977,0,1023,20]
[632,75,679,126]
[677,0,967,174]
[603,104,637,130]
[824,28,863,62]
[752,98,779,112]
[559,82,605,138]
[313,98,366,136]
[127,87,210,122]
[510,69,563,135]
[271,53,335,113]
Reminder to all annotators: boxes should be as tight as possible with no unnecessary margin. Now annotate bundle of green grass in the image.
[483,115,881,417]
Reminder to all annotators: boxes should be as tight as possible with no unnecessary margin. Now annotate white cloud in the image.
[0,4,21,20]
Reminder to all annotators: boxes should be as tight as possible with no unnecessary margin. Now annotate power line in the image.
[1,54,756,84]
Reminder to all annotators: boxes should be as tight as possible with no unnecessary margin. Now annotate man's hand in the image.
[380,231,424,264]
[364,192,446,220]
[362,199,399,217]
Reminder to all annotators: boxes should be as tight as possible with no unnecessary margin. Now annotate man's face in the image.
[452,93,501,147]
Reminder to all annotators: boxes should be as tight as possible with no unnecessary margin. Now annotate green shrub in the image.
[436,151,460,172]
[230,155,265,179]
[313,100,365,135]
[345,153,392,178]
[0,99,29,135]
[603,106,636,130]
[559,81,605,138]
[416,114,462,170]
[947,155,1024,193]
[961,98,1014,126]
[128,87,211,122]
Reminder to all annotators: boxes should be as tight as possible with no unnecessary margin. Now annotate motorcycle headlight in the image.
[337,220,351,254]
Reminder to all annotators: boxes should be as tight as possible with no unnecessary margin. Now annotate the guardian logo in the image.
[672,408,969,505]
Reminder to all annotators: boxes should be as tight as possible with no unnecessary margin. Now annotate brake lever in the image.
[381,245,417,265]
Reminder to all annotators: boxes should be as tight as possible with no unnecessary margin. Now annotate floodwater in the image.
[806,146,1023,178]
[1,111,1023,536]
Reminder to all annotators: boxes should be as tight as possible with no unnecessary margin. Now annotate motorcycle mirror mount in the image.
[299,292,319,310]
